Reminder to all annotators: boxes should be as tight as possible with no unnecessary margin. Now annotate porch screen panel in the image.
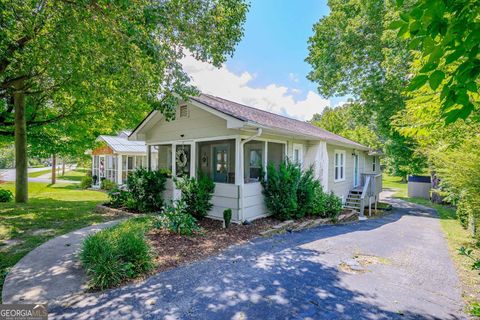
[197,139,236,183]
[244,140,264,183]
[267,142,285,169]
[93,156,100,184]
[157,145,172,175]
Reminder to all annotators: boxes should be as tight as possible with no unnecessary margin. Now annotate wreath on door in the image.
[176,148,188,170]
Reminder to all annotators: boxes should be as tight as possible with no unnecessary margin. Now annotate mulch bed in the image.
[147,217,279,273]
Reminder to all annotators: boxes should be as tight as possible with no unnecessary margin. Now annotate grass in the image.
[27,169,51,178]
[0,182,111,299]
[384,174,480,314]
[60,168,88,182]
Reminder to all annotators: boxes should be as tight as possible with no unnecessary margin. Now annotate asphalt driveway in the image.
[50,198,465,320]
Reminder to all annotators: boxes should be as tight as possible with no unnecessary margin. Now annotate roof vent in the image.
[179,105,189,118]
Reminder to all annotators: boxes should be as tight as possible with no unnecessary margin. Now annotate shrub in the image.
[127,168,167,212]
[80,175,93,189]
[156,201,199,236]
[312,187,328,216]
[80,217,153,290]
[100,179,116,191]
[260,160,301,221]
[325,192,343,218]
[108,186,130,208]
[0,189,13,202]
[297,166,321,218]
[175,172,215,219]
[92,175,98,186]
[223,208,232,228]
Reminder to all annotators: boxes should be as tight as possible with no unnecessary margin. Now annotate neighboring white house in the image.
[129,94,382,222]
[88,131,156,186]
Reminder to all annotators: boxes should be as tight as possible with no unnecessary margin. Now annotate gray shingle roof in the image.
[190,94,368,149]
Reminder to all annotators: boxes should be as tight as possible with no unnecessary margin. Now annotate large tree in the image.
[306,0,427,179]
[0,0,248,202]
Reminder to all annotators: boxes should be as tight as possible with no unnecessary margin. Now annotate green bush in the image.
[261,160,301,220]
[325,192,343,218]
[127,168,167,212]
[223,208,232,228]
[261,160,342,221]
[107,186,130,208]
[100,179,116,191]
[0,189,13,202]
[156,201,199,236]
[80,217,153,290]
[175,172,215,219]
[80,175,93,189]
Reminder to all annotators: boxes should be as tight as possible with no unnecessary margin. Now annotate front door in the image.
[353,154,359,187]
[213,145,229,183]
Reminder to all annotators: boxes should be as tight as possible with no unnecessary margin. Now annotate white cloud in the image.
[181,55,331,121]
[288,72,300,83]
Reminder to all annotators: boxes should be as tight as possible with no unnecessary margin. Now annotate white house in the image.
[89,131,156,186]
[129,94,382,221]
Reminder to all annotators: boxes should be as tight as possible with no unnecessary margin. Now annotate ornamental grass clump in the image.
[80,217,154,290]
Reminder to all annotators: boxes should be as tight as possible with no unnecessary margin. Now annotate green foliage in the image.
[174,173,215,219]
[311,103,382,150]
[100,179,116,191]
[261,160,301,221]
[80,176,93,189]
[325,192,343,218]
[0,0,249,201]
[261,160,334,221]
[156,201,199,236]
[223,209,232,228]
[0,189,13,202]
[127,168,167,212]
[458,246,480,275]
[80,217,154,290]
[0,145,14,169]
[306,0,427,177]
[390,0,480,123]
[107,186,130,209]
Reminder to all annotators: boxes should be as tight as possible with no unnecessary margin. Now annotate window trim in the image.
[334,149,346,182]
[372,156,376,172]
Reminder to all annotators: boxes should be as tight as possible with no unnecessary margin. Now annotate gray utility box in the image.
[408,175,431,199]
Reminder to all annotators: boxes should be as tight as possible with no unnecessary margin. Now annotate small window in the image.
[372,156,376,172]
[334,150,345,182]
[293,144,303,164]
[179,105,189,118]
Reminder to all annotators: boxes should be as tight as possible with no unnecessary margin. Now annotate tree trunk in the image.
[14,80,28,203]
[62,160,65,176]
[51,154,56,184]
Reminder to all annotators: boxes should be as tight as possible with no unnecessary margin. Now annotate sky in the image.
[181,0,344,121]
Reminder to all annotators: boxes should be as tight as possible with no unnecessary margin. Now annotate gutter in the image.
[239,127,262,222]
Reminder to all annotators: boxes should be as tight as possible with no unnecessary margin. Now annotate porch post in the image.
[171,143,177,177]
[235,137,242,185]
[147,145,152,171]
[264,141,268,177]
[190,141,196,178]
[117,155,122,184]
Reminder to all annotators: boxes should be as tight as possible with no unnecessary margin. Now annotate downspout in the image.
[239,128,262,222]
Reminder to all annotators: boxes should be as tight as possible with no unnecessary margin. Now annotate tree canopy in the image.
[0,0,249,201]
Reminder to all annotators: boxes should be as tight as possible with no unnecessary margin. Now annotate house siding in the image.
[145,102,238,143]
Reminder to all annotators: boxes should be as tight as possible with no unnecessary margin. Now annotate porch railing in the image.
[359,173,382,217]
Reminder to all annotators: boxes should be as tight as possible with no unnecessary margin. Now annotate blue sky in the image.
[181,0,343,120]
[226,0,329,101]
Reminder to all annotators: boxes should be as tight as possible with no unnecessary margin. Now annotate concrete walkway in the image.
[2,220,123,305]
[3,197,466,319]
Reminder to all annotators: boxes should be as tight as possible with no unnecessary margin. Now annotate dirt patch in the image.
[354,254,389,266]
[339,254,389,274]
[147,217,279,273]
[0,239,24,252]
[30,228,55,236]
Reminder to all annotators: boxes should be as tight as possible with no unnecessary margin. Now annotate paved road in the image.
[0,167,79,184]
[47,198,464,320]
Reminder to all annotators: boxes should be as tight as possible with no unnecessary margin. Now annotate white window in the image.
[334,150,345,182]
[293,144,303,164]
[372,156,376,172]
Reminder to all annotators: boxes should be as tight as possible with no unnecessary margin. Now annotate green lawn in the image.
[0,182,111,299]
[384,174,480,314]
[60,168,88,182]
[27,169,51,178]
